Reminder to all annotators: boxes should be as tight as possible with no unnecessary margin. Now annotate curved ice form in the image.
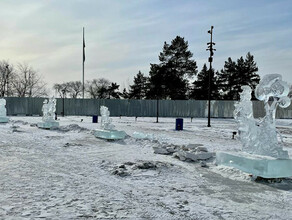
[234,74,290,159]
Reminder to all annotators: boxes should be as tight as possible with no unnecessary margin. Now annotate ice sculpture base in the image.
[216,151,292,178]
[37,121,59,129]
[0,116,9,123]
[94,129,126,140]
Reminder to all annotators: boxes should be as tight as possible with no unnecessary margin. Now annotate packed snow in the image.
[0,116,291,219]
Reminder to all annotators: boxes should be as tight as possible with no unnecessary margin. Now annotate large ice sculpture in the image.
[217,74,292,178]
[93,106,126,140]
[37,97,59,129]
[0,99,9,123]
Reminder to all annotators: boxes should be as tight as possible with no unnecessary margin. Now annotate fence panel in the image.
[2,97,292,119]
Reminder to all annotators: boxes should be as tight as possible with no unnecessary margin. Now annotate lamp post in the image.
[5,65,9,97]
[156,97,159,123]
[206,26,216,127]
[62,89,66,117]
[156,84,165,123]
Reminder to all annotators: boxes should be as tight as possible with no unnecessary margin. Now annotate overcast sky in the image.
[0,0,292,91]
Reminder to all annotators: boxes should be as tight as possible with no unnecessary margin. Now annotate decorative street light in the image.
[206,26,216,127]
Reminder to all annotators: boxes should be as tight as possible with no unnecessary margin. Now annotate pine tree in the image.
[217,52,260,100]
[107,82,121,99]
[146,64,166,99]
[243,52,260,99]
[191,64,219,100]
[148,36,197,100]
[217,57,237,100]
[121,88,129,99]
[129,71,148,99]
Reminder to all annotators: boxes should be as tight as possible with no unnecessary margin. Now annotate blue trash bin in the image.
[175,118,183,130]
[92,115,98,123]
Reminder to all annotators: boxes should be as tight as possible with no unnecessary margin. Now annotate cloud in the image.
[0,0,292,94]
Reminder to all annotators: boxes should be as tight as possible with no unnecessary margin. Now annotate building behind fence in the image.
[3,97,292,119]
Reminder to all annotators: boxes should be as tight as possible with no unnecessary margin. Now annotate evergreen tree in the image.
[242,52,260,99]
[217,52,260,100]
[107,82,121,99]
[121,88,129,99]
[217,57,237,99]
[146,64,166,99]
[191,64,219,100]
[129,71,148,99]
[147,36,197,100]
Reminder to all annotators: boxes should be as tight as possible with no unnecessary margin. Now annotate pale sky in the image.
[0,0,292,91]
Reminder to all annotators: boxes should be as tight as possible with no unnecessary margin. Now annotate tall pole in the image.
[5,65,9,97]
[156,98,159,123]
[206,26,216,127]
[82,27,85,99]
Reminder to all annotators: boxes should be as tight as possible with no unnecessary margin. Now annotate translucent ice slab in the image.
[132,131,154,140]
[0,116,9,123]
[37,121,59,129]
[94,129,127,140]
[216,151,292,178]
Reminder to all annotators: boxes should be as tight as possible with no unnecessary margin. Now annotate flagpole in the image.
[82,27,85,99]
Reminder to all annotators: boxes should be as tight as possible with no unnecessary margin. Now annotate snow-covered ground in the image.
[0,116,291,219]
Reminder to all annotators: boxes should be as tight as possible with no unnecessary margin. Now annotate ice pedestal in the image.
[37,121,59,129]
[0,116,9,123]
[216,151,292,178]
[94,129,127,140]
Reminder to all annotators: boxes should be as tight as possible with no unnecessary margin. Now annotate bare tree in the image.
[86,78,111,99]
[53,83,69,98]
[0,60,15,97]
[66,81,82,98]
[12,63,47,97]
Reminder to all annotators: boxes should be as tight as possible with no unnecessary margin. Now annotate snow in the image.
[0,116,291,219]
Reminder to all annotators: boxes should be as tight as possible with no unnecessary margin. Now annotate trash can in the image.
[175,118,183,130]
[92,115,98,123]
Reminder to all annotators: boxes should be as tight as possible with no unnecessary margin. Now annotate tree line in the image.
[0,61,47,97]
[54,36,261,100]
[1,35,262,100]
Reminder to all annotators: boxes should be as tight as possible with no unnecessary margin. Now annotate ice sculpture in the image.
[217,74,292,178]
[37,97,59,129]
[93,106,126,140]
[0,98,9,123]
[100,106,115,130]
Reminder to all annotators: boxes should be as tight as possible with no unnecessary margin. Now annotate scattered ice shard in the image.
[37,97,59,129]
[0,98,9,123]
[217,74,292,178]
[132,131,154,140]
[94,106,126,140]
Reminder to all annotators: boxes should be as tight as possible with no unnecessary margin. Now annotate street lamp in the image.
[206,26,216,127]
[62,88,66,117]
[5,65,9,97]
[150,84,165,123]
